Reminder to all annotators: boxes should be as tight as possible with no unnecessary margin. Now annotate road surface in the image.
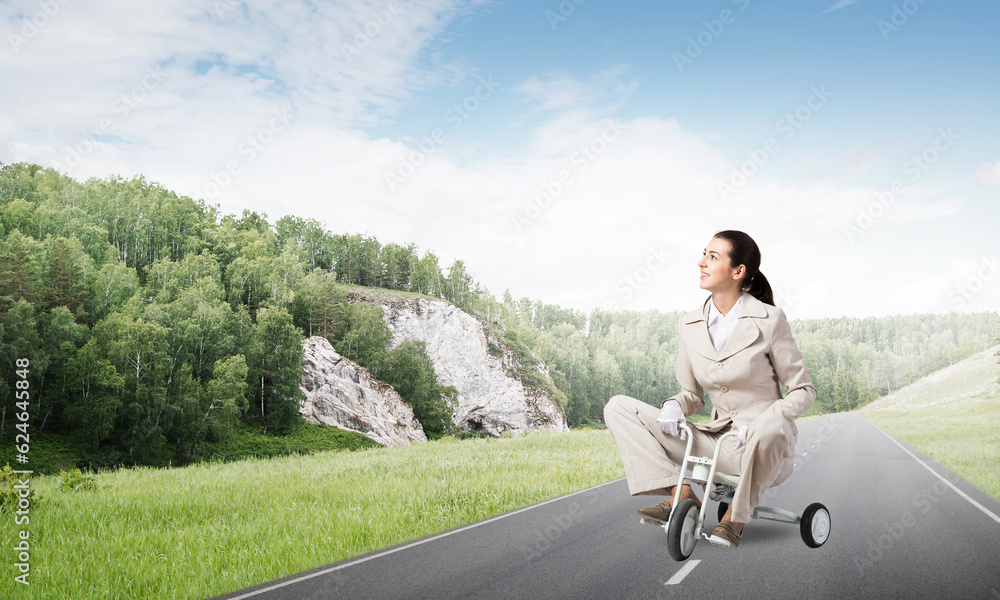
[213,413,1000,600]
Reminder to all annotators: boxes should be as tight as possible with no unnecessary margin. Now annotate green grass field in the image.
[0,429,624,600]
[0,422,380,476]
[860,345,1000,502]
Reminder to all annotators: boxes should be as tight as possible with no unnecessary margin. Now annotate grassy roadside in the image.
[859,345,1000,503]
[0,422,379,476]
[0,429,624,600]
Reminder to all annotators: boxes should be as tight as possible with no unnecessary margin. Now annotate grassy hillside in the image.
[860,345,1000,501]
[0,429,623,600]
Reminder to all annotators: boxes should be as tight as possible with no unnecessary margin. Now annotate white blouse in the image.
[706,291,743,354]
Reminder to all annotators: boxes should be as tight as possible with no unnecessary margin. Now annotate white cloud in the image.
[515,65,637,114]
[0,0,475,173]
[792,143,883,184]
[819,0,864,15]
[975,160,1000,187]
[1,0,991,320]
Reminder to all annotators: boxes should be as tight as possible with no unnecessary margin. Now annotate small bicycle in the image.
[640,423,832,561]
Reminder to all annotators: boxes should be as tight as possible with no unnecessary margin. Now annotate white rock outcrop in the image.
[350,292,568,436]
[299,336,427,447]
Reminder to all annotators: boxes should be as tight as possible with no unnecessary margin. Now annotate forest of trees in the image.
[0,163,465,466]
[1,163,997,469]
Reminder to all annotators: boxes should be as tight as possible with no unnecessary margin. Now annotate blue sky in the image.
[389,1,998,176]
[2,0,998,319]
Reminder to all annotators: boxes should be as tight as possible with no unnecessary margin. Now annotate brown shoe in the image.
[636,487,701,522]
[637,498,675,522]
[711,520,742,547]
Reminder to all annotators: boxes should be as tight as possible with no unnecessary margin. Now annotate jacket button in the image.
[717,362,724,368]
[730,410,737,417]
[720,386,729,393]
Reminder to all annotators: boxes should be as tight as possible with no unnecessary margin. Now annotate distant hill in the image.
[861,345,1000,501]
[862,345,999,413]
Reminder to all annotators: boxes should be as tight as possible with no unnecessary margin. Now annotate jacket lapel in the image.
[716,318,760,361]
[718,293,768,360]
[681,293,768,360]
[681,297,717,359]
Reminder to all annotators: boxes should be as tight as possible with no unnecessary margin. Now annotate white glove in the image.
[656,400,687,440]
[736,424,749,448]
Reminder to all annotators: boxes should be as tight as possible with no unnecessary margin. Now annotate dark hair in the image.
[712,230,774,306]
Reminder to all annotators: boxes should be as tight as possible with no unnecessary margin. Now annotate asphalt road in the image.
[213,413,1000,600]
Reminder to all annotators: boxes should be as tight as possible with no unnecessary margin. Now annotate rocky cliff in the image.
[299,336,427,447]
[349,291,568,436]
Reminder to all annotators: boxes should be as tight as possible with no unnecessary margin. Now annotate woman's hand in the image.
[656,400,687,440]
[736,424,749,448]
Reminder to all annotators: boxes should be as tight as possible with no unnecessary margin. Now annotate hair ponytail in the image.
[712,230,775,306]
[744,269,774,306]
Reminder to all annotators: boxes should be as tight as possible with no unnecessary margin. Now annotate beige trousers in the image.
[603,394,795,523]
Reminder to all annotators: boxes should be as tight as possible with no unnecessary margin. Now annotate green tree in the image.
[46,236,90,316]
[90,261,139,322]
[33,200,110,264]
[535,322,591,424]
[410,250,442,297]
[0,163,44,205]
[138,266,244,456]
[246,307,304,433]
[333,233,382,286]
[0,198,37,238]
[146,251,221,304]
[380,242,415,291]
[0,299,42,444]
[337,303,392,366]
[0,230,44,314]
[373,339,457,437]
[236,209,271,234]
[170,285,239,383]
[203,354,249,442]
[36,306,88,431]
[276,215,334,271]
[225,231,276,314]
[91,313,169,457]
[64,340,124,451]
[294,269,347,340]
[264,241,307,310]
[445,260,473,310]
[82,174,215,272]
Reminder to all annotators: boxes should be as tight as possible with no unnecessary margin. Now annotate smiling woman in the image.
[604,229,817,548]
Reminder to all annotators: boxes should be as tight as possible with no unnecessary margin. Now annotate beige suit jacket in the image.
[667,293,817,434]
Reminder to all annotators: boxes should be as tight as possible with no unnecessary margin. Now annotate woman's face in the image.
[697,237,744,293]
